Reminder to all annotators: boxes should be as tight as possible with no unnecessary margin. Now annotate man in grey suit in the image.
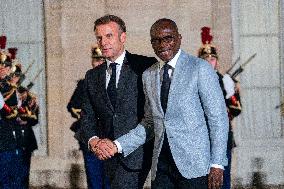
[95,18,229,189]
[80,15,157,188]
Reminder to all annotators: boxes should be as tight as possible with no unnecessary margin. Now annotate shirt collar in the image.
[159,49,181,69]
[106,50,126,67]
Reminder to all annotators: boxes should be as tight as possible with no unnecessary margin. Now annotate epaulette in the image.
[71,107,81,119]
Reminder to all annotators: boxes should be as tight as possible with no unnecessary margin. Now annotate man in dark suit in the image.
[80,14,157,189]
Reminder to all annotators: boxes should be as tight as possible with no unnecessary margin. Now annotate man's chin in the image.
[156,51,173,62]
[102,51,112,57]
[158,55,172,62]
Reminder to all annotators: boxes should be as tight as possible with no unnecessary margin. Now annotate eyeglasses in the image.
[150,35,175,45]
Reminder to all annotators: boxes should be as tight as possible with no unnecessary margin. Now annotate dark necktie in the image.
[160,64,174,159]
[160,64,172,113]
[107,63,117,108]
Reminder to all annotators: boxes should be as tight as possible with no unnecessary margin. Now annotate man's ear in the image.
[120,32,127,43]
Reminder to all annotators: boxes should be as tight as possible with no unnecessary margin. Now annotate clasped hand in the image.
[90,138,118,160]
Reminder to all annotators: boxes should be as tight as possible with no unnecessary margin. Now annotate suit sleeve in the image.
[116,71,155,157]
[197,61,229,166]
[79,72,98,144]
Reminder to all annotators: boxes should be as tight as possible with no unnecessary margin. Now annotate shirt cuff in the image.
[113,140,122,153]
[88,136,98,149]
[210,164,224,170]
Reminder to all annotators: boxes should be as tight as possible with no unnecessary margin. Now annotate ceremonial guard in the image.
[198,27,242,189]
[16,65,39,188]
[67,46,109,189]
[0,35,39,188]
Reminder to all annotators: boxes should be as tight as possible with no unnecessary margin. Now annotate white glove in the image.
[222,74,235,99]
[0,93,4,110]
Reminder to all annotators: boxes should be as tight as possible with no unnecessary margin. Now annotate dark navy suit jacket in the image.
[80,51,157,177]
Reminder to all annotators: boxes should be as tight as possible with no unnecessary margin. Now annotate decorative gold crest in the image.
[0,53,7,63]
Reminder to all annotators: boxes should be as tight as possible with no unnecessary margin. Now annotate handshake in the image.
[89,138,118,160]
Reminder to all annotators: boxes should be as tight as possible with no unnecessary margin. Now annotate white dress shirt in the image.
[105,50,126,88]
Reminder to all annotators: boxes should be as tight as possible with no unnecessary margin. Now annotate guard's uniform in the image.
[0,40,39,188]
[18,86,39,188]
[0,75,28,189]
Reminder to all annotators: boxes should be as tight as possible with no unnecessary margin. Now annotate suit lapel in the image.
[103,52,133,112]
[116,54,132,104]
[150,63,164,115]
[166,50,189,115]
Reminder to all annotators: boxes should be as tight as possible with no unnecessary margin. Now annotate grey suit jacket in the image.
[117,50,229,180]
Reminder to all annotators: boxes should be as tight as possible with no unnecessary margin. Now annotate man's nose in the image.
[159,39,169,48]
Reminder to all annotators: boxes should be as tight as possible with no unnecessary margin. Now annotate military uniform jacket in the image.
[0,79,39,153]
[217,72,241,149]
[67,79,84,133]
[0,80,19,152]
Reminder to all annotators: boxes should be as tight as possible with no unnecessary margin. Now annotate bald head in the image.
[150,18,179,35]
[150,18,181,62]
